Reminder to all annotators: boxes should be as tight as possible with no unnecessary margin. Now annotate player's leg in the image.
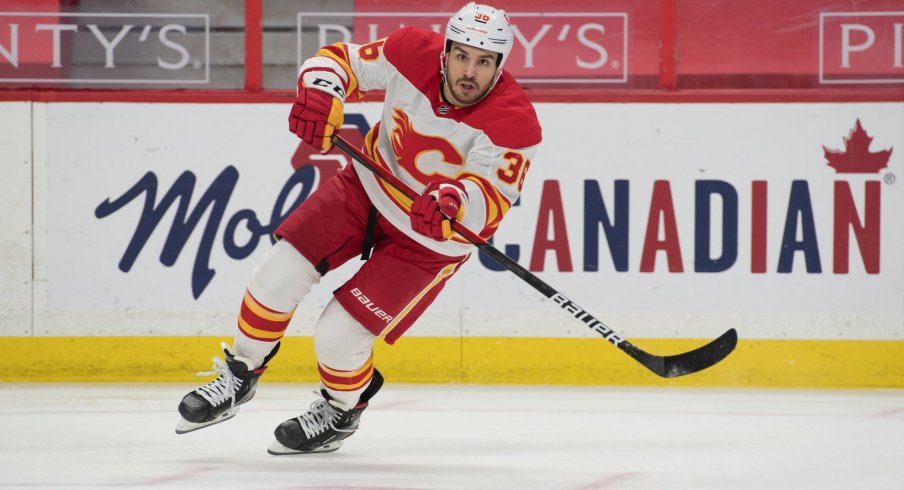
[267,220,468,454]
[176,240,319,434]
[176,164,373,434]
[268,299,381,454]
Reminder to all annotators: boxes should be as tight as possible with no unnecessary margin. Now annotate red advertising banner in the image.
[300,0,661,86]
[337,0,904,88]
[820,11,904,84]
[1,0,901,91]
[297,12,655,85]
[676,0,904,88]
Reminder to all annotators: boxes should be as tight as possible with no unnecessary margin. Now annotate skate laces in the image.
[295,393,353,438]
[194,356,241,407]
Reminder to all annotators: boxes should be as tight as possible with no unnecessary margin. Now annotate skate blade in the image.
[174,406,240,434]
[266,439,342,455]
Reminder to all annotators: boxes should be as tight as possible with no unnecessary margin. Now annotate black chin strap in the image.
[439,79,451,104]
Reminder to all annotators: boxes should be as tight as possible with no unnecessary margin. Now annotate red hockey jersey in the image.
[299,27,542,257]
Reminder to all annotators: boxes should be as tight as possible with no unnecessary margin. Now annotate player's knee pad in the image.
[314,299,376,371]
[247,239,320,312]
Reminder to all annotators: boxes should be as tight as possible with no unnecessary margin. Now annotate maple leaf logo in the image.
[823,119,893,173]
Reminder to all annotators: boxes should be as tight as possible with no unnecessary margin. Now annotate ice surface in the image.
[1,383,902,489]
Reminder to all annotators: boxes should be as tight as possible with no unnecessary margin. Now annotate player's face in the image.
[443,42,498,106]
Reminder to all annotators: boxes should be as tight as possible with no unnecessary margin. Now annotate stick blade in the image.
[637,328,738,378]
[662,328,738,378]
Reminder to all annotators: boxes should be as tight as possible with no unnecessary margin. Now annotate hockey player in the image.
[176,2,541,454]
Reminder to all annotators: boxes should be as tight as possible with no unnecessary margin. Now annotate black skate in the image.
[175,342,279,434]
[267,368,383,455]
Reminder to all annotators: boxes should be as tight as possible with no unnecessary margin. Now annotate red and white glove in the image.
[288,85,344,152]
[410,180,467,241]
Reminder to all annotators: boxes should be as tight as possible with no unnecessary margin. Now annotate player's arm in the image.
[411,143,539,242]
[459,143,539,239]
[288,33,397,151]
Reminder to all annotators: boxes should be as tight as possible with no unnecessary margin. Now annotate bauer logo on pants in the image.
[350,288,394,324]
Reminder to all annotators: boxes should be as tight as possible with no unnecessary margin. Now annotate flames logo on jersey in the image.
[390,108,464,182]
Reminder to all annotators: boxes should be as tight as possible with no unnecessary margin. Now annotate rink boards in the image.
[1,101,902,387]
[4,335,904,388]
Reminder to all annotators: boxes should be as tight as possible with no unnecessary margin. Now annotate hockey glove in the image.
[410,180,467,241]
[288,86,344,152]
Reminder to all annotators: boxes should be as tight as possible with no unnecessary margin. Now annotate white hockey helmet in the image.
[442,3,514,86]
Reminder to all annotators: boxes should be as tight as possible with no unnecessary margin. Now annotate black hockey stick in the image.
[332,135,737,378]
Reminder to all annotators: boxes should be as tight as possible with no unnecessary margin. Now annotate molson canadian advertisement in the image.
[25,101,901,347]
